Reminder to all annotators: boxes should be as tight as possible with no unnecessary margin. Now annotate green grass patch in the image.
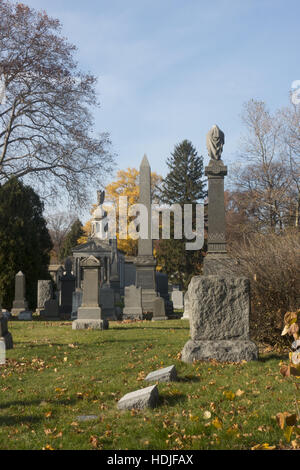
[0,320,295,450]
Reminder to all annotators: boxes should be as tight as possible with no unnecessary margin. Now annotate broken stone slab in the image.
[117,385,159,410]
[72,319,109,330]
[76,415,98,422]
[145,365,177,383]
[181,339,258,363]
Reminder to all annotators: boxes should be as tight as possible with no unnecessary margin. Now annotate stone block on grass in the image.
[145,365,177,383]
[117,385,159,410]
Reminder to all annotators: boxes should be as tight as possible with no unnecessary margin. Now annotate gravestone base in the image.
[181,339,258,363]
[122,309,143,320]
[72,319,109,330]
[141,289,158,314]
[152,297,168,321]
[11,305,28,317]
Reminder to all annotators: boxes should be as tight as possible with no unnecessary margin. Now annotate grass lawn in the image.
[0,319,297,450]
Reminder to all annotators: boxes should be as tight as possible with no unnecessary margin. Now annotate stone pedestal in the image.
[181,276,258,363]
[11,271,29,316]
[0,309,13,349]
[72,256,108,330]
[203,159,235,275]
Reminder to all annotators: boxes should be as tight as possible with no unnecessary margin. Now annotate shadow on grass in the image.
[159,393,187,407]
[0,415,42,426]
[178,375,201,383]
[112,326,189,331]
[0,398,78,410]
[258,353,288,362]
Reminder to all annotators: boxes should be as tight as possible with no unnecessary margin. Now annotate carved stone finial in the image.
[206,124,225,161]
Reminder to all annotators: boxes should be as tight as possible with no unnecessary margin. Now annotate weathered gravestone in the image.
[117,385,159,410]
[18,311,32,321]
[60,258,76,315]
[181,276,258,362]
[72,256,108,330]
[100,286,117,321]
[11,271,29,316]
[123,285,143,320]
[181,292,191,320]
[37,280,52,315]
[152,297,167,321]
[145,365,177,383]
[43,299,59,318]
[171,290,184,309]
[0,304,13,349]
[0,339,5,365]
[71,288,83,320]
[156,273,169,300]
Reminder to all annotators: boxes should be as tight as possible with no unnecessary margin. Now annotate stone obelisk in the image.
[135,156,160,315]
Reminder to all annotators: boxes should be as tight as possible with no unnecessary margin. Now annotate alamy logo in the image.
[91,197,205,251]
[291,80,300,105]
[0,75,6,105]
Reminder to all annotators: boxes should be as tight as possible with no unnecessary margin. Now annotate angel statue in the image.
[206,124,225,161]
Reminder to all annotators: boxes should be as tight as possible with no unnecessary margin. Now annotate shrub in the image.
[228,231,300,345]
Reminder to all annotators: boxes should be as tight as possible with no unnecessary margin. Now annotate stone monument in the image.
[11,271,29,316]
[123,155,167,321]
[203,125,233,275]
[72,256,108,330]
[135,155,158,312]
[123,285,143,319]
[171,290,184,309]
[0,303,13,349]
[37,280,53,315]
[181,125,258,363]
[181,291,191,320]
[60,258,76,315]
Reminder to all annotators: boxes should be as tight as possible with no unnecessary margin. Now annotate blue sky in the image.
[23,0,299,207]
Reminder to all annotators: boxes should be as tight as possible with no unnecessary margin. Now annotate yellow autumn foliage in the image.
[77,168,162,256]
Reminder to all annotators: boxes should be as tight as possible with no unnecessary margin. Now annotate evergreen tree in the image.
[160,140,205,205]
[157,140,206,289]
[0,177,53,309]
[59,219,84,261]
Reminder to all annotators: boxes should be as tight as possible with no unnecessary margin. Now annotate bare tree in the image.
[46,212,77,263]
[280,103,300,228]
[231,100,296,231]
[0,1,114,207]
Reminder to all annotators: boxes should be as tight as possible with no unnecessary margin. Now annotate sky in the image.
[21,0,300,215]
